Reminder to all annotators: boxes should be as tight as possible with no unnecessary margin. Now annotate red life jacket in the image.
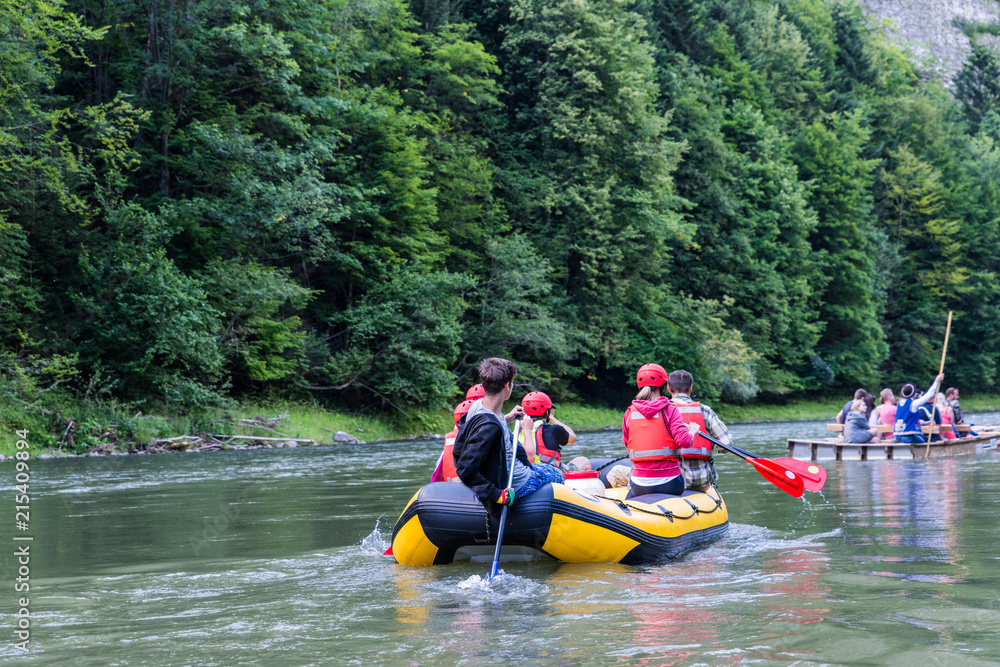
[626,405,680,462]
[441,427,460,482]
[671,401,712,460]
[533,421,560,465]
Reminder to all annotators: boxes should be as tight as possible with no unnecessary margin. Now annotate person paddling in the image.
[427,382,483,483]
[666,369,732,492]
[520,391,578,468]
[893,373,944,443]
[431,399,475,483]
[453,358,565,513]
[621,363,700,498]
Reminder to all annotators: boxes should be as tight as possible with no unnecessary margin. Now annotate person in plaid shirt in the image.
[667,369,732,491]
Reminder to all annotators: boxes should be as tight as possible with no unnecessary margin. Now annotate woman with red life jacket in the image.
[519,391,577,467]
[428,384,484,482]
[621,363,701,498]
[431,399,475,483]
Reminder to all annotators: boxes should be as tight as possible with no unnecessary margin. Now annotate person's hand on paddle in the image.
[936,373,945,384]
[505,405,525,423]
[686,422,701,437]
[497,487,516,506]
[519,414,533,434]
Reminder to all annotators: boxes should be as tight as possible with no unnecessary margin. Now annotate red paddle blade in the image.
[747,457,805,498]
[774,458,827,492]
[383,546,394,556]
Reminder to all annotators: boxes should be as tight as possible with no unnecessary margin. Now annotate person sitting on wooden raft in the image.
[945,387,964,425]
[621,363,701,498]
[916,395,945,441]
[835,388,870,424]
[893,373,944,443]
[934,393,957,440]
[875,388,897,440]
[844,398,881,444]
[945,387,979,436]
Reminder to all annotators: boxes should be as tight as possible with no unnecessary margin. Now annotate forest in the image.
[2,0,1000,426]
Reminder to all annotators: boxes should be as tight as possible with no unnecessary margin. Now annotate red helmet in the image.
[521,391,553,417]
[466,384,485,400]
[636,363,668,388]
[453,399,475,424]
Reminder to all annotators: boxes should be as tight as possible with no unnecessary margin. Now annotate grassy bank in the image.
[5,394,1000,457]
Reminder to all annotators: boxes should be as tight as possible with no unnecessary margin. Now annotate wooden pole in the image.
[925,311,953,458]
[939,311,953,376]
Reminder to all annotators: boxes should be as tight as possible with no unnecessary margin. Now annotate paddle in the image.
[925,311,953,457]
[772,458,827,492]
[696,430,806,497]
[489,418,522,581]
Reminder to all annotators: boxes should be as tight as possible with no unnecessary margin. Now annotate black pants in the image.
[626,476,684,498]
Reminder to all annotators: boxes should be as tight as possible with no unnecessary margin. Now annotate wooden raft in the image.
[788,423,1000,461]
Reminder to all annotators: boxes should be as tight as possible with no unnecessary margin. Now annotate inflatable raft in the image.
[390,461,728,566]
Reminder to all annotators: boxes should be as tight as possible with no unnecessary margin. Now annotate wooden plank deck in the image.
[788,426,1000,461]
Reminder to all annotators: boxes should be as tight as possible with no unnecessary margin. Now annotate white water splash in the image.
[455,571,550,601]
[358,517,391,556]
[457,574,495,591]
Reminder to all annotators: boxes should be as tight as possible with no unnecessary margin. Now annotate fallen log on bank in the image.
[139,433,319,454]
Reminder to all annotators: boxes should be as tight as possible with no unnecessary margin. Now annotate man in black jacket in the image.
[453,357,564,510]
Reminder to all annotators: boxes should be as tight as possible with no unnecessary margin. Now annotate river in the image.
[4,413,1000,665]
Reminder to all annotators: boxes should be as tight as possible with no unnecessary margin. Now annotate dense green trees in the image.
[3,0,1000,415]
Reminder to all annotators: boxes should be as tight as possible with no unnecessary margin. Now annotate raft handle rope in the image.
[615,490,724,520]
[596,455,629,471]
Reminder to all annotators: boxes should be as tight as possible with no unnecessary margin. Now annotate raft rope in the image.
[595,456,629,471]
[614,487,724,521]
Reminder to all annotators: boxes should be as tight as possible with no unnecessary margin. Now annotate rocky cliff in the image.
[861,0,1000,82]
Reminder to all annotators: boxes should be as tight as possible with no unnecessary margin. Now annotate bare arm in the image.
[913,376,944,409]
[548,412,576,445]
[519,416,536,460]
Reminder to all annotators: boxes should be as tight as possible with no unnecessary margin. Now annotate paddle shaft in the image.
[698,432,823,486]
[925,311,953,457]
[489,418,521,580]
[695,429,805,497]
[695,431,755,462]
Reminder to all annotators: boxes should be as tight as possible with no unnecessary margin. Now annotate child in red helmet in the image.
[520,391,577,468]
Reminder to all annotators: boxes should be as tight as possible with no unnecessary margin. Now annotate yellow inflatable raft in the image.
[390,478,728,566]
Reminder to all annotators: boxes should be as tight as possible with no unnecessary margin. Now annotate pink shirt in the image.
[940,407,956,439]
[879,404,897,440]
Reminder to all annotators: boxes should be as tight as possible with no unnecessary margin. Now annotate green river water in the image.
[4,414,1000,666]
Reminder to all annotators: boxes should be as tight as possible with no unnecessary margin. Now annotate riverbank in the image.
[4,394,1000,457]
